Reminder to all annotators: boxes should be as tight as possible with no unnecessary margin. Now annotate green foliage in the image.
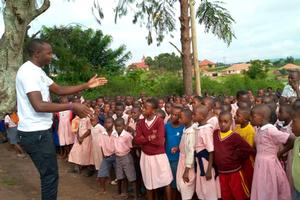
[145,52,181,71]
[56,70,285,99]
[114,0,177,45]
[246,60,271,79]
[202,75,284,96]
[196,0,236,46]
[39,25,131,82]
[81,70,184,98]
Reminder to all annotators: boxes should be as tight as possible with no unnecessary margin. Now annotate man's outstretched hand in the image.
[86,75,108,89]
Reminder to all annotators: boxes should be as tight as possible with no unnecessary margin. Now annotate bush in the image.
[54,70,285,99]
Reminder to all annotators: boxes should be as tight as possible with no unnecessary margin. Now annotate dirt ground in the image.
[0,142,122,200]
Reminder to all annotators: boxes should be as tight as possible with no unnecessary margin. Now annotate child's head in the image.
[192,96,202,109]
[131,106,142,121]
[91,114,99,127]
[193,105,209,124]
[165,102,172,115]
[202,97,214,111]
[236,90,249,103]
[115,102,125,118]
[104,117,114,131]
[237,101,250,109]
[179,108,193,127]
[278,104,293,123]
[170,106,182,125]
[114,117,125,135]
[110,101,116,112]
[103,103,111,113]
[96,97,104,104]
[156,109,166,120]
[213,100,222,116]
[60,96,69,104]
[221,104,232,113]
[292,107,300,137]
[218,111,233,132]
[250,104,271,127]
[257,89,265,97]
[158,98,165,109]
[223,97,231,105]
[255,96,263,105]
[143,98,159,117]
[235,107,251,126]
[181,98,188,106]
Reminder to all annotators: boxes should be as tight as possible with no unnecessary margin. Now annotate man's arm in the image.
[27,91,92,118]
[49,75,107,95]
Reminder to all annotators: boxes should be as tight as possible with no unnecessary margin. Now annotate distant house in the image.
[199,59,216,71]
[282,63,300,71]
[222,63,251,75]
[127,56,149,71]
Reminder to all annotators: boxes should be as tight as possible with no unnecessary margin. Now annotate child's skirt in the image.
[140,152,173,190]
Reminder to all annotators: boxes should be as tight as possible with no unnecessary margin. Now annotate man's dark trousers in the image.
[18,129,58,200]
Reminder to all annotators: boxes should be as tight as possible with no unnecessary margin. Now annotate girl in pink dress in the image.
[250,105,295,200]
[193,106,221,200]
[68,116,94,171]
[176,109,196,200]
[57,96,74,159]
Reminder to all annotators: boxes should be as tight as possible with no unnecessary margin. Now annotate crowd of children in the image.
[1,86,300,200]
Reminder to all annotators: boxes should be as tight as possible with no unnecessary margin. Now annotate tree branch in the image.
[169,41,183,56]
[32,0,50,20]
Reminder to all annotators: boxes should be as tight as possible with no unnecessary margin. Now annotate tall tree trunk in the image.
[0,0,50,117]
[179,0,193,95]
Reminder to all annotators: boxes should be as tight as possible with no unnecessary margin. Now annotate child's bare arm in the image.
[206,152,214,180]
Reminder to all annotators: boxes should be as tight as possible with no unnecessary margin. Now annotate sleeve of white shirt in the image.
[185,130,196,168]
[43,73,54,86]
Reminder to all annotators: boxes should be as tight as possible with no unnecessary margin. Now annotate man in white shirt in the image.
[16,39,107,200]
[281,70,300,100]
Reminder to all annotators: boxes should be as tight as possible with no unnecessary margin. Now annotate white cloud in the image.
[0,0,299,64]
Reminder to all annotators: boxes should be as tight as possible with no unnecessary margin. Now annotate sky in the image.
[0,0,300,65]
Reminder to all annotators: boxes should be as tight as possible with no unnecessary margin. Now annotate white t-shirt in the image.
[16,61,54,132]
[4,115,17,128]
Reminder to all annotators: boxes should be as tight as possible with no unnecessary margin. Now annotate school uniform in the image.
[176,125,196,200]
[68,117,94,166]
[165,122,184,189]
[134,116,173,190]
[57,110,74,146]
[98,130,116,178]
[91,124,105,170]
[194,124,220,200]
[213,130,254,200]
[113,130,136,182]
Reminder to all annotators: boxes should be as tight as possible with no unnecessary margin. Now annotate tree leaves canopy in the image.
[39,25,131,82]
[196,0,236,46]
